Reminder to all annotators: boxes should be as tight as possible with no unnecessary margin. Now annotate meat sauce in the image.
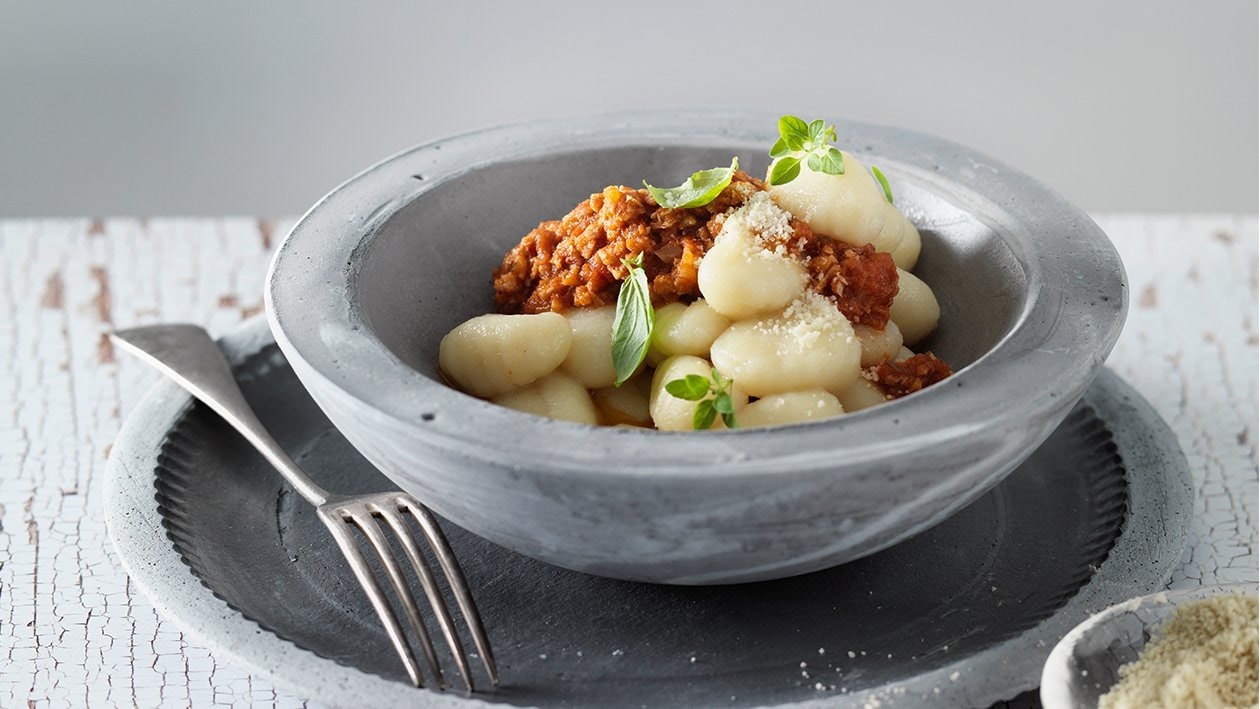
[492,171,951,401]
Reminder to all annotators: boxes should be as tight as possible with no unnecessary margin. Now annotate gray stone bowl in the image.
[266,111,1127,585]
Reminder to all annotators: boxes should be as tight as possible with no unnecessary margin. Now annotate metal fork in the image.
[112,324,498,692]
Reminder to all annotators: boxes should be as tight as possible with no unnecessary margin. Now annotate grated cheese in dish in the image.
[1099,593,1258,709]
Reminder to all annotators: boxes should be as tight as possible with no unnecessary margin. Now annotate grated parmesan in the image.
[1099,593,1258,709]
[716,191,802,264]
[745,192,795,246]
[751,290,851,352]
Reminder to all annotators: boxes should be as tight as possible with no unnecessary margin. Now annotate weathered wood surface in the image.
[1,216,1255,707]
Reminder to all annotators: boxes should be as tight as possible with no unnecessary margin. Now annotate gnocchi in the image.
[444,117,954,430]
[560,305,618,388]
[493,372,599,425]
[889,269,941,346]
[438,312,572,398]
[592,373,653,427]
[838,377,891,413]
[854,320,904,368]
[649,355,748,431]
[739,390,845,428]
[890,215,922,271]
[709,292,862,397]
[767,151,887,246]
[697,201,807,319]
[649,300,730,359]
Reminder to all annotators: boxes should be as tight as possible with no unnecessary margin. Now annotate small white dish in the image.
[1040,583,1258,708]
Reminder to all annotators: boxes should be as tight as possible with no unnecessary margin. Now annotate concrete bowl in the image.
[265,111,1126,584]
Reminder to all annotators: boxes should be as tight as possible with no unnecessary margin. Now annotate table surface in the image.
[1,215,1256,708]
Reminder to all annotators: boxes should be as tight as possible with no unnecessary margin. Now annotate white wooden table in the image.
[2,216,1256,707]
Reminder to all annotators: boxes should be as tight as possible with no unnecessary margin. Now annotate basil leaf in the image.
[721,411,739,429]
[643,157,738,209]
[693,399,718,430]
[666,374,710,401]
[769,156,802,186]
[778,115,809,150]
[611,256,654,386]
[871,165,894,205]
[769,137,793,159]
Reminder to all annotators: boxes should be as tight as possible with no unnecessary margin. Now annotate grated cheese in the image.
[717,191,802,263]
[750,291,851,353]
[1099,593,1258,709]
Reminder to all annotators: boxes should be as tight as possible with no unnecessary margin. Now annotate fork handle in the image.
[112,324,331,506]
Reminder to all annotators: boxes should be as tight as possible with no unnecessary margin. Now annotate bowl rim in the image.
[265,109,1128,479]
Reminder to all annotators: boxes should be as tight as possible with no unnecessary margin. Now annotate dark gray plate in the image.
[105,319,1193,708]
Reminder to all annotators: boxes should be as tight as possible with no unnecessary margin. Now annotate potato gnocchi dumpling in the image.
[649,355,748,431]
[766,151,887,247]
[709,292,861,398]
[697,232,806,320]
[438,312,572,398]
[592,373,653,427]
[442,122,953,430]
[889,269,941,346]
[739,390,845,428]
[559,305,618,388]
[492,372,599,425]
[890,215,922,271]
[837,377,891,413]
[870,204,909,255]
[854,321,904,368]
[649,300,730,359]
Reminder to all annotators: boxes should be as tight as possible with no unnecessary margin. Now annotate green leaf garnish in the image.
[693,400,718,430]
[644,157,739,209]
[812,147,846,174]
[778,115,810,151]
[807,119,826,141]
[611,254,654,386]
[712,391,735,416]
[769,156,802,185]
[871,165,894,205]
[665,367,739,430]
[768,115,845,185]
[665,374,710,401]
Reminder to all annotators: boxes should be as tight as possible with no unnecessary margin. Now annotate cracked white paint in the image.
[0,215,1255,707]
[1096,214,1259,592]
[0,218,307,708]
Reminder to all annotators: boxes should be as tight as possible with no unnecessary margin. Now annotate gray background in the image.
[1,0,1255,217]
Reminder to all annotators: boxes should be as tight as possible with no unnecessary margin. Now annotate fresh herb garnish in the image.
[611,253,654,386]
[871,165,894,205]
[768,115,845,186]
[664,368,739,430]
[644,157,739,208]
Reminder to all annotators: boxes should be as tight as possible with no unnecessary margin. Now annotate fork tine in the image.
[374,502,474,693]
[398,498,500,686]
[319,512,426,688]
[344,509,445,689]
